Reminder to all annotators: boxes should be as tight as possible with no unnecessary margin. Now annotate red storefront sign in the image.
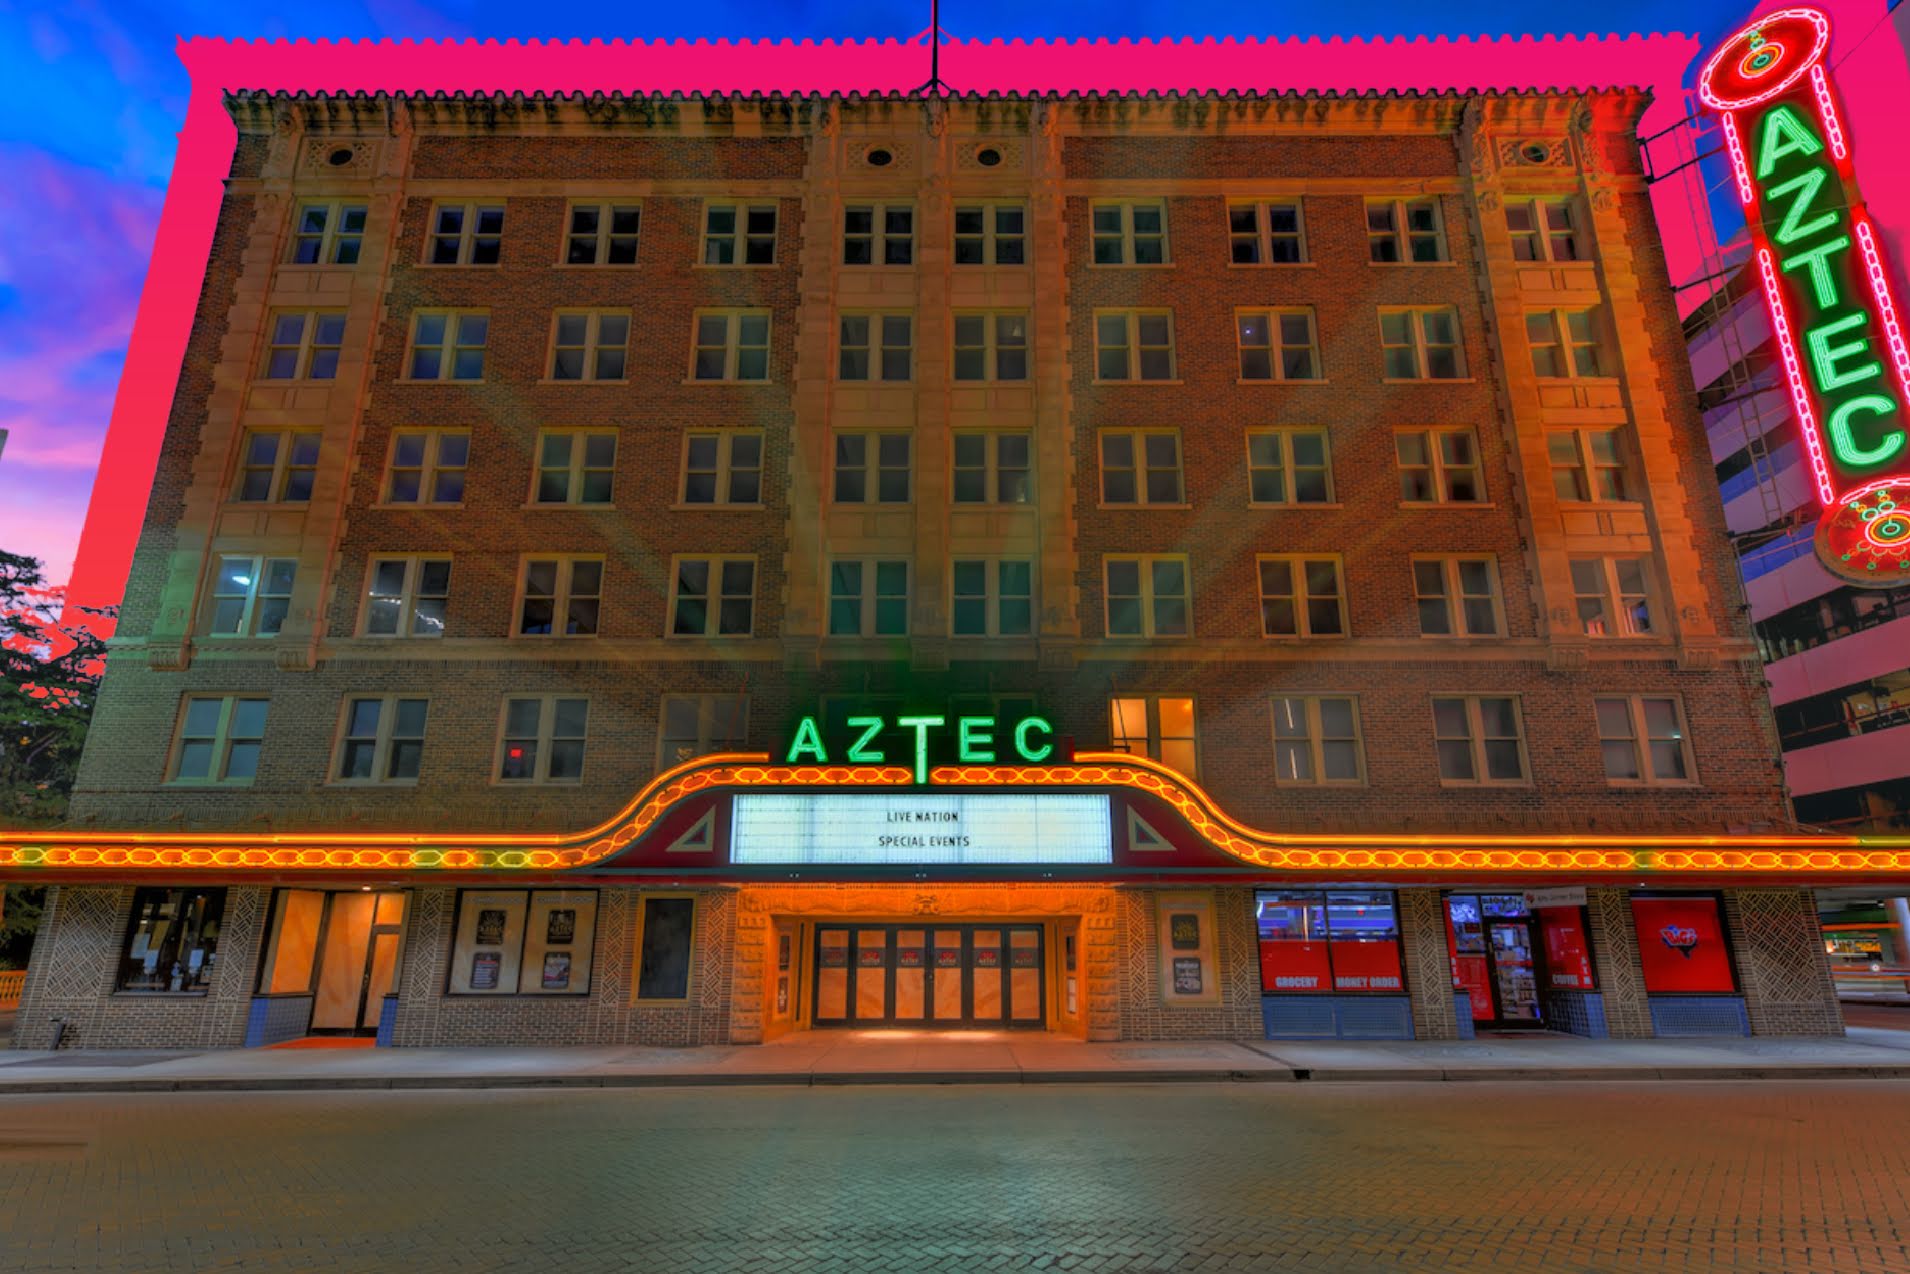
[1258,939,1331,992]
[1328,940,1404,992]
[1538,907,1597,990]
[1630,897,1737,994]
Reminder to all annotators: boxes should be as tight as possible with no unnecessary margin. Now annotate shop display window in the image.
[1538,907,1597,991]
[1631,895,1737,994]
[448,889,597,995]
[118,888,227,993]
[1256,889,1403,993]
[637,896,695,1000]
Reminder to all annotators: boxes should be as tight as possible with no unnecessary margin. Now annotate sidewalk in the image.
[3,1026,1910,1092]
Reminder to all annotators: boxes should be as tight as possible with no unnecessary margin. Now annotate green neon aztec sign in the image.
[784,713,1056,784]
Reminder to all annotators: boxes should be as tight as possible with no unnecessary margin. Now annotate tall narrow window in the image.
[1100,431,1183,505]
[843,205,914,265]
[427,203,504,265]
[550,312,630,381]
[1527,309,1609,378]
[828,560,910,637]
[207,556,296,637]
[1432,696,1527,785]
[1257,556,1346,638]
[952,431,1032,504]
[1395,428,1484,504]
[1104,556,1189,637]
[1107,696,1197,777]
[951,559,1034,637]
[1271,696,1364,785]
[564,203,641,265]
[1246,429,1332,505]
[1548,428,1635,503]
[1366,197,1446,262]
[384,430,469,505]
[681,431,764,505]
[692,311,771,381]
[954,204,1026,265]
[362,556,451,638]
[1090,201,1168,264]
[1595,696,1694,785]
[658,696,749,768]
[669,557,756,637]
[1506,199,1581,262]
[1379,308,1464,379]
[1570,558,1655,637]
[953,313,1029,381]
[833,433,912,504]
[1236,310,1320,381]
[1094,311,1176,381]
[263,312,345,380]
[533,432,617,505]
[497,697,588,783]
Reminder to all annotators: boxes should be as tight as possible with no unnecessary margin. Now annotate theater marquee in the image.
[731,793,1114,866]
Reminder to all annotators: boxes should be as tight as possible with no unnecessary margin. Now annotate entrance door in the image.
[811,923,1046,1029]
[308,891,407,1036]
[1487,921,1540,1023]
[1446,894,1542,1027]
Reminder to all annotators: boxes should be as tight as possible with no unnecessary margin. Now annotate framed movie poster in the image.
[475,909,507,946]
[448,890,598,996]
[520,891,599,996]
[541,952,572,991]
[1156,891,1221,1007]
[448,891,528,994]
[545,909,576,945]
[470,951,501,991]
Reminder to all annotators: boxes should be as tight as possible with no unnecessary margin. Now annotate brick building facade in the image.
[4,83,1860,1050]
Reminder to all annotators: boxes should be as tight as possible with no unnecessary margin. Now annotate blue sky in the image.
[0,0,1754,586]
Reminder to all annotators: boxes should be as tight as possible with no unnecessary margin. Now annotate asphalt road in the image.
[1,1081,1907,1272]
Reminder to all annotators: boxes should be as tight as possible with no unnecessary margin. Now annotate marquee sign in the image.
[731,792,1113,866]
[1700,7,1910,586]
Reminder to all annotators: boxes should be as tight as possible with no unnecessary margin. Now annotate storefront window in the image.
[637,897,695,1000]
[1537,906,1597,991]
[118,888,226,993]
[1256,889,1402,993]
[447,890,597,995]
[1631,895,1737,994]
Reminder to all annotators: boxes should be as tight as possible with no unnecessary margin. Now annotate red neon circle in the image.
[1815,479,1910,588]
[1698,8,1831,112]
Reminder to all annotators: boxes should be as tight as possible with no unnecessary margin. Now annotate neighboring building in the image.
[0,68,1864,1051]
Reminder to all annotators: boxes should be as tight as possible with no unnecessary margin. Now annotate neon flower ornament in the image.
[1700,6,1910,587]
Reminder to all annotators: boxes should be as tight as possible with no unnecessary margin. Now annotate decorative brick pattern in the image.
[1399,887,1456,1040]
[1585,887,1653,1039]
[1115,888,1262,1042]
[1725,887,1845,1037]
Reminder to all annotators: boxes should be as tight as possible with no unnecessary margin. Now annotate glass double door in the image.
[1447,894,1542,1026]
[812,924,1045,1029]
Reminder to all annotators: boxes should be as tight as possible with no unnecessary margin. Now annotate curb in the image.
[1,1064,1908,1093]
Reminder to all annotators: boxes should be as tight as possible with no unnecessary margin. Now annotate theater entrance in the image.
[811,923,1046,1029]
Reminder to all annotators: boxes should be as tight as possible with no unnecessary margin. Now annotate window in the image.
[1099,430,1182,505]
[1366,197,1446,263]
[291,203,366,265]
[1412,556,1503,637]
[427,203,504,265]
[263,311,344,380]
[951,559,1034,637]
[516,557,602,637]
[1104,555,1189,637]
[832,432,911,504]
[1570,557,1656,638]
[362,556,451,638]
[1630,896,1736,994]
[954,203,1025,265]
[169,696,267,785]
[702,202,776,265]
[383,430,468,505]
[827,560,909,636]
[549,311,630,381]
[1090,201,1168,264]
[1549,428,1635,502]
[843,204,914,265]
[952,431,1032,504]
[207,556,296,637]
[681,431,763,505]
[1229,201,1306,264]
[1527,309,1609,378]
[564,202,640,265]
[1255,890,1402,993]
[118,888,227,993]
[669,557,756,637]
[533,431,617,505]
[692,310,771,381]
[1271,696,1364,785]
[1432,695,1527,784]
[235,431,320,503]
[1108,696,1197,776]
[1094,310,1176,381]
[1257,556,1345,638]
[838,314,912,382]
[407,310,488,381]
[1235,309,1320,381]
[636,896,696,1000]
[496,697,588,783]
[448,889,599,995]
[657,695,748,768]
[1596,696,1694,785]
[335,696,427,783]
[1379,308,1464,379]
[1506,198,1581,262]
[1395,428,1484,503]
[953,312,1029,381]
[1245,429,1332,505]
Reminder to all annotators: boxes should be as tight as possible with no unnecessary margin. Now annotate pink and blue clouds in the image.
[0,0,1759,592]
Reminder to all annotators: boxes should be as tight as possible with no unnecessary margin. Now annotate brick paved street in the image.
[2,1082,1908,1272]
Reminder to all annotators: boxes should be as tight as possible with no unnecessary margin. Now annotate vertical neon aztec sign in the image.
[1700,6,1910,587]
